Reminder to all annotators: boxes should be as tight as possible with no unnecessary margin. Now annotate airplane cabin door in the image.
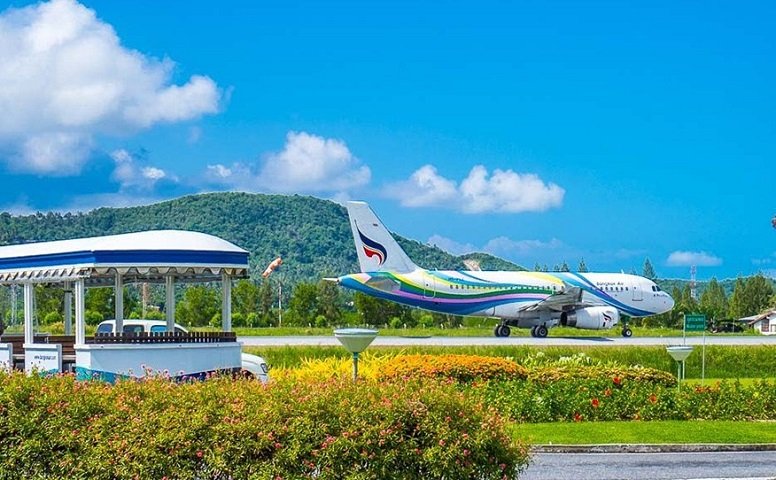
[632,283,643,301]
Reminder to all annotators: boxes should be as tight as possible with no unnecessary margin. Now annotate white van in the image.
[96,319,269,383]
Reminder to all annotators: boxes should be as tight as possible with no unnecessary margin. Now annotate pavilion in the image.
[0,230,249,380]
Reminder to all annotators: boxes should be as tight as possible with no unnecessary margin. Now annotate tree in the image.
[642,258,656,280]
[577,258,588,273]
[287,282,319,326]
[744,274,775,315]
[728,277,748,319]
[316,279,342,324]
[699,277,728,322]
[35,285,64,321]
[175,286,219,327]
[353,292,411,326]
[258,280,275,325]
[85,287,113,321]
[232,280,260,319]
[553,261,570,272]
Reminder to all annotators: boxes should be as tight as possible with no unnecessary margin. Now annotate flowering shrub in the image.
[379,354,528,383]
[0,371,529,479]
[275,351,395,382]
[478,377,776,423]
[527,365,676,387]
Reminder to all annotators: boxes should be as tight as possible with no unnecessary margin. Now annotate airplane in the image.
[332,201,675,338]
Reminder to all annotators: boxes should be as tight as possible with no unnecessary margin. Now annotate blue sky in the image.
[0,0,774,280]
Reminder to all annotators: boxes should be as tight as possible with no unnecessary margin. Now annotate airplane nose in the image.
[665,294,675,311]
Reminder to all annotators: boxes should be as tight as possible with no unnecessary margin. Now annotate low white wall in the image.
[0,343,12,371]
[24,343,62,375]
[75,342,242,380]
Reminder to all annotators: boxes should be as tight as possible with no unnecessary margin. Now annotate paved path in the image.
[240,335,776,347]
[520,451,776,480]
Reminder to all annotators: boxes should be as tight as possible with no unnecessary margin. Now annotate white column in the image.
[165,275,175,332]
[221,272,232,332]
[23,283,34,345]
[114,273,124,333]
[64,281,72,336]
[74,279,85,345]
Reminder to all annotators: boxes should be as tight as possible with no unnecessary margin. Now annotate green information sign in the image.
[685,314,707,332]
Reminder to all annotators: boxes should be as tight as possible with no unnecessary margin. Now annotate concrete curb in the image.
[532,444,776,453]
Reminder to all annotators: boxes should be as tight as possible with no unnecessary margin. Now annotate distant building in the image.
[742,310,776,335]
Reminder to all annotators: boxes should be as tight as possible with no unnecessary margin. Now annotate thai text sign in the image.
[685,314,707,332]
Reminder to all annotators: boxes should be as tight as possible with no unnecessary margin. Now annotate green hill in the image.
[0,193,524,285]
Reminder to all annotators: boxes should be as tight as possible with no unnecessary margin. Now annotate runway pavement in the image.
[239,334,776,347]
[520,450,776,480]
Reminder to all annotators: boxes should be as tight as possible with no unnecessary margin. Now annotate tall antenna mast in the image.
[690,265,697,301]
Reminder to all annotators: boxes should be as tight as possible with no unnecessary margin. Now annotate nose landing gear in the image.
[621,326,633,337]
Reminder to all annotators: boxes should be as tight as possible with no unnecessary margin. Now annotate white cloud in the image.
[427,234,479,255]
[666,251,723,267]
[0,196,36,215]
[61,192,168,212]
[483,236,564,256]
[752,253,776,266]
[386,164,564,213]
[188,126,203,144]
[0,0,221,174]
[206,131,371,195]
[396,166,458,208]
[110,149,171,191]
[426,234,564,258]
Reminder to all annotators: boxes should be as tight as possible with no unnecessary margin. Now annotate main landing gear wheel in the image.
[621,327,633,338]
[535,325,548,338]
[530,326,537,337]
[494,324,511,337]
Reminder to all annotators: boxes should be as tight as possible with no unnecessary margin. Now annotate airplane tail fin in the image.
[346,201,418,273]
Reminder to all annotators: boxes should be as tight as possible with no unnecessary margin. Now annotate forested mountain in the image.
[0,193,525,285]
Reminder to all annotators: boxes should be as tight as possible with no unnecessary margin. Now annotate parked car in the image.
[96,320,269,382]
[711,321,744,333]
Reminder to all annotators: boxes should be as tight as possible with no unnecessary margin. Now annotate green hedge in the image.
[0,372,529,479]
[527,365,676,387]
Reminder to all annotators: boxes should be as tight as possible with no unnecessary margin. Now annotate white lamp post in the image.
[334,328,378,381]
[666,345,694,390]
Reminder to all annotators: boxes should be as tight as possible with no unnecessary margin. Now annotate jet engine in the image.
[561,307,620,330]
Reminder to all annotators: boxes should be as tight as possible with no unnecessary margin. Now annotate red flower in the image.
[612,376,622,386]
[591,398,600,408]
[573,412,583,422]
[648,394,657,404]
[604,388,612,397]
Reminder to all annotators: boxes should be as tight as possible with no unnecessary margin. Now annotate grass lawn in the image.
[512,420,776,445]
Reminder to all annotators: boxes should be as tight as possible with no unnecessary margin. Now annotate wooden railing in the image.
[90,331,237,344]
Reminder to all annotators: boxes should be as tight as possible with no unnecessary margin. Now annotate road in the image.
[520,451,776,480]
[239,335,776,347]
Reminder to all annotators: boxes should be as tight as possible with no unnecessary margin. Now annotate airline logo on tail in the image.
[358,228,387,266]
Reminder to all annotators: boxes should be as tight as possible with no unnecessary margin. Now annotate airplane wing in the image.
[518,284,585,312]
